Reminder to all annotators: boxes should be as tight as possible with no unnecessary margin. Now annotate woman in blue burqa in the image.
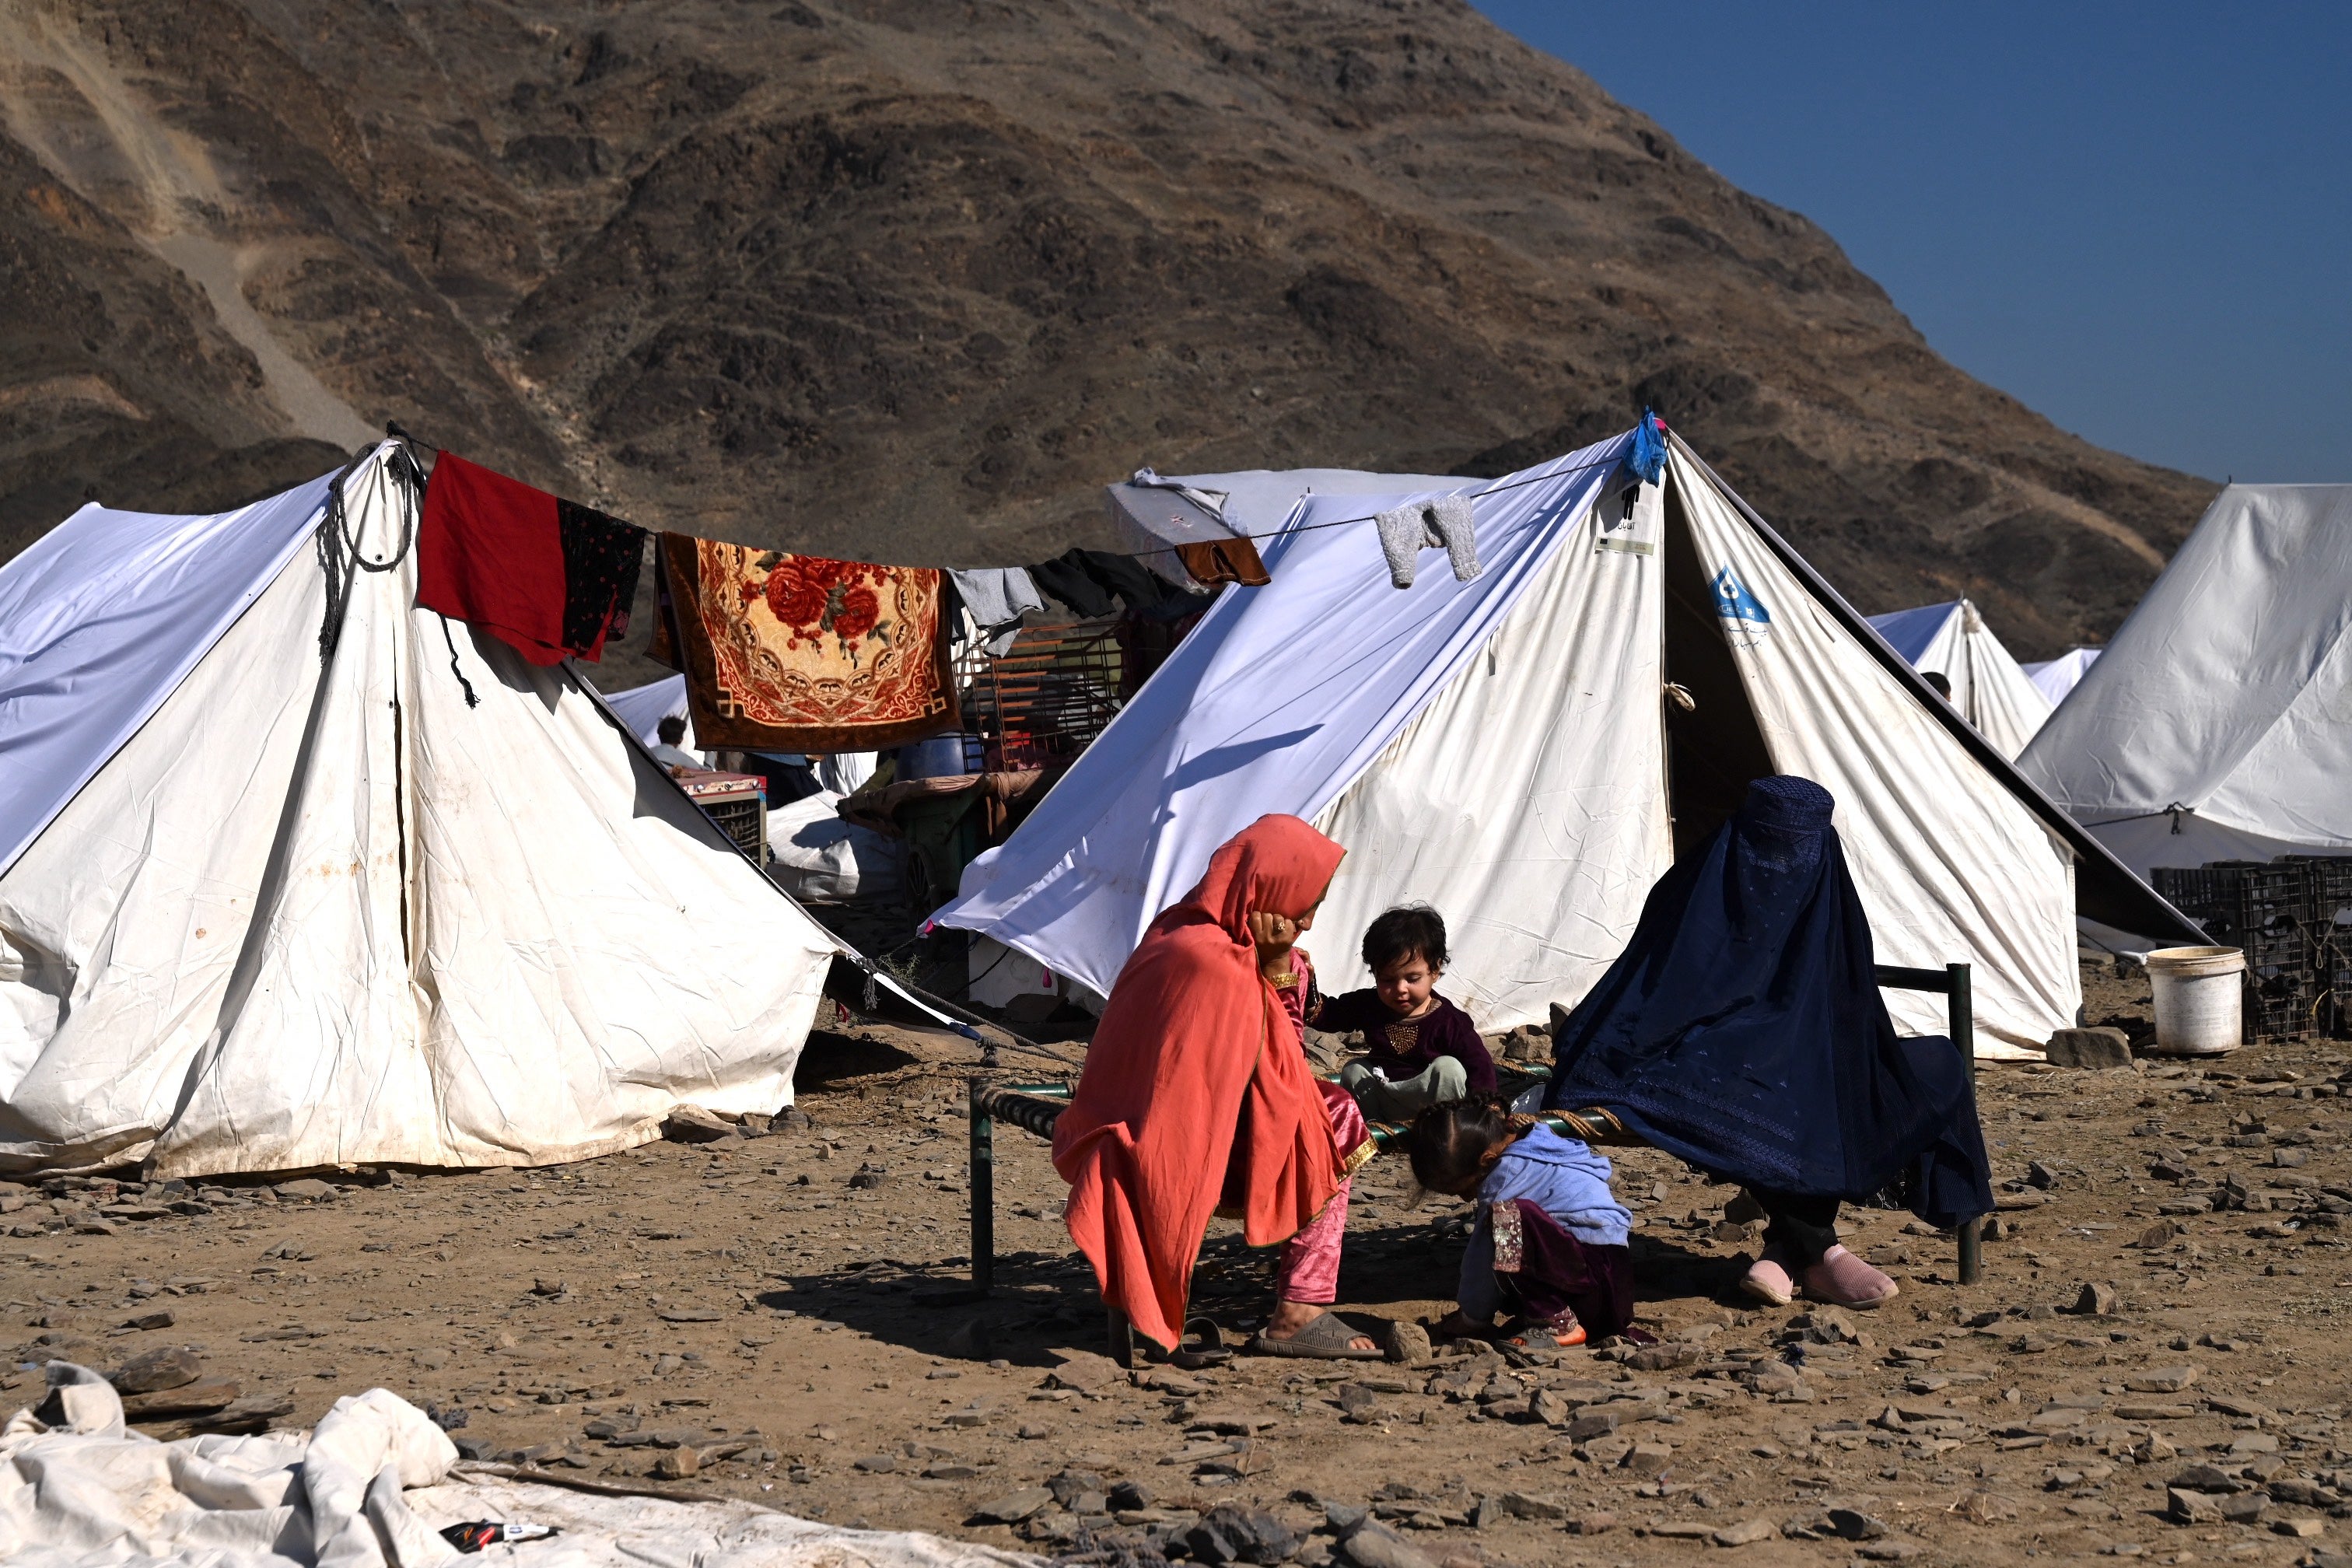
[1544,775,1993,1308]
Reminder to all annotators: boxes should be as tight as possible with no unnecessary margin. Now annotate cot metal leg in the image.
[1948,962,1983,1287]
[970,1076,996,1297]
[918,1077,996,1307]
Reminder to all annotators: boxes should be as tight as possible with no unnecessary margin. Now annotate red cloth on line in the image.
[418,451,641,665]
[1052,815,1349,1351]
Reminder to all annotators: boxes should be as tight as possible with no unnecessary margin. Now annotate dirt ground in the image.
[7,959,2352,1567]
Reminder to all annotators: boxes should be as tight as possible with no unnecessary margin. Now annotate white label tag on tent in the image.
[1595,479,1660,556]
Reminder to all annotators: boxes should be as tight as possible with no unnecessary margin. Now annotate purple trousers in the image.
[1483,1198,1636,1338]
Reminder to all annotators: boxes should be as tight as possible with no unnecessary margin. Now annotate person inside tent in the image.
[1920,670,1952,702]
[1307,905,1496,1121]
[1408,1097,1635,1348]
[649,715,702,775]
[1052,815,1384,1361]
[1542,775,1993,1310]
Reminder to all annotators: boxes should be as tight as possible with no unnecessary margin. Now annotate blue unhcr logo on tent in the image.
[1711,566,1770,647]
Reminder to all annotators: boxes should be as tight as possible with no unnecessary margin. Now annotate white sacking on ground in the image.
[0,1365,1031,1568]
[765,791,907,904]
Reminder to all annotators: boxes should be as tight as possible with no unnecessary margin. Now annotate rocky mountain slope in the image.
[0,0,2214,656]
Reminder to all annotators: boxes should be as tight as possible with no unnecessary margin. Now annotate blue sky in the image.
[1470,2,2348,483]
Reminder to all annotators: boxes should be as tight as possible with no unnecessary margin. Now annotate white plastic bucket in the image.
[2145,946,2246,1056]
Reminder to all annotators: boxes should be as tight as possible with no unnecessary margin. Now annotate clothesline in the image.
[400,420,1653,753]
[1125,445,1634,554]
[387,420,1639,572]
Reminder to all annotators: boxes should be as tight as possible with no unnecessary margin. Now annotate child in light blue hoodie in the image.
[1409,1098,1635,1346]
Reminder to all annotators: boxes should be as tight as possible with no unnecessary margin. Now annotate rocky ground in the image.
[7,961,2352,1568]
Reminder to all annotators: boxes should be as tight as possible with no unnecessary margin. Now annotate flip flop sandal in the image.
[1247,1310,1384,1360]
[1502,1318,1587,1349]
[1168,1314,1233,1369]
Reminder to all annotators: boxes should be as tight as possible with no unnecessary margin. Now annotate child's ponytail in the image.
[1405,1096,1514,1196]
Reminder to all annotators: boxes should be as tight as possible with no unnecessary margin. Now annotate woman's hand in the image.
[1247,908,1301,981]
[1246,908,1300,952]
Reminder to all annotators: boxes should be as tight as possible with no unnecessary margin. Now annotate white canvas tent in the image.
[1864,600,2055,760]
[603,670,695,750]
[936,429,2200,1057]
[2021,484,2352,897]
[2023,647,2102,708]
[0,443,846,1177]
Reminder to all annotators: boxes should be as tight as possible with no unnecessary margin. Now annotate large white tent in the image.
[2022,483,2352,891]
[936,429,2199,1056]
[1864,599,2055,760]
[0,442,843,1176]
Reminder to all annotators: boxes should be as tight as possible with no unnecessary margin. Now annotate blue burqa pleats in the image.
[1544,776,1993,1229]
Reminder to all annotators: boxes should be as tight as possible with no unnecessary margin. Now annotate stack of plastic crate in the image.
[2242,862,2319,1041]
[2287,856,2352,1038]
[2151,863,2255,943]
[2151,860,2319,1041]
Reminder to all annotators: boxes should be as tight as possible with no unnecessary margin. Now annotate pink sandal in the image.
[1801,1244,1899,1308]
[1740,1244,1797,1307]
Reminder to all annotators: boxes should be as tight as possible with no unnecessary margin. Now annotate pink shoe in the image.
[1740,1245,1796,1307]
[1801,1244,1899,1309]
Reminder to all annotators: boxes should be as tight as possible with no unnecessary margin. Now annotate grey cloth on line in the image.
[1373,493,1480,588]
[946,567,1046,629]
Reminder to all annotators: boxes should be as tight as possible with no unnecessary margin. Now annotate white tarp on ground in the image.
[2023,646,2101,708]
[767,791,906,904]
[0,1367,1027,1568]
[937,429,2130,1054]
[0,445,842,1176]
[2021,483,2352,884]
[1864,599,2055,760]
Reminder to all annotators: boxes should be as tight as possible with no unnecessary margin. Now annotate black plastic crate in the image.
[2242,862,2312,901]
[2242,922,2313,973]
[2247,964,2309,999]
[2159,891,2241,943]
[2326,973,2352,1041]
[2291,855,2352,933]
[2152,863,2256,910]
[2249,987,2319,1043]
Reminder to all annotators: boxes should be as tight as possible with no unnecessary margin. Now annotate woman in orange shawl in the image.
[1052,814,1377,1356]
